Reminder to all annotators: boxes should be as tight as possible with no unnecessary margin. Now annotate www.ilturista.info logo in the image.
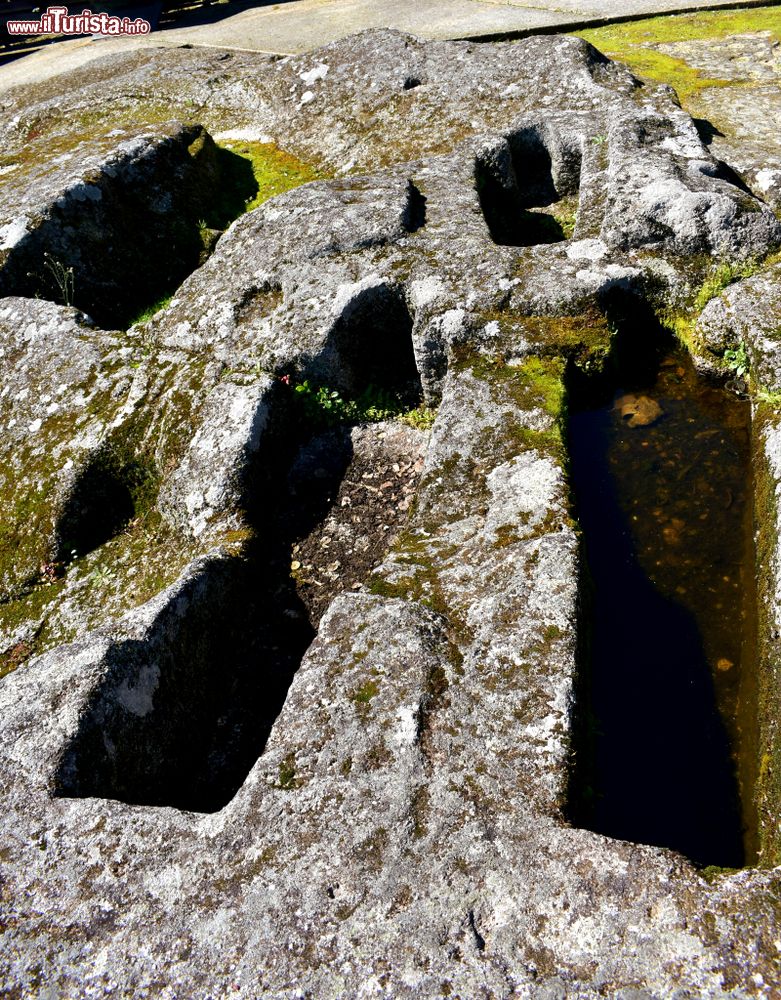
[7,5,152,35]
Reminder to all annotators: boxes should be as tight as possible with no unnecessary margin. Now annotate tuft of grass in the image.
[128,293,174,328]
[694,259,759,312]
[658,257,763,355]
[42,253,75,307]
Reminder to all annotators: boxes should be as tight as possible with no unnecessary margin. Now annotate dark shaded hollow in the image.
[475,125,581,247]
[404,181,427,233]
[0,135,257,329]
[52,401,351,813]
[53,552,314,813]
[55,444,157,564]
[54,312,425,813]
[56,470,135,565]
[566,309,756,869]
[325,283,423,407]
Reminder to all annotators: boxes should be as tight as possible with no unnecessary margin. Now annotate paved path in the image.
[0,0,778,94]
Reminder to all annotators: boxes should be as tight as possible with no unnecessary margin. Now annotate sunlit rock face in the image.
[0,28,780,999]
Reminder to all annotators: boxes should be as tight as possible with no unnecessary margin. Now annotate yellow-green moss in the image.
[0,578,64,676]
[351,677,380,705]
[217,141,327,213]
[575,7,781,103]
[656,255,779,378]
[579,6,781,49]
[515,312,613,372]
[128,293,174,328]
[461,351,569,462]
[464,353,564,417]
[0,358,128,598]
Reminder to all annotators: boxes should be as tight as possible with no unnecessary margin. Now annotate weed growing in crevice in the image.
[724,341,749,378]
[42,253,75,307]
[654,256,766,360]
[128,293,174,328]
[694,259,759,312]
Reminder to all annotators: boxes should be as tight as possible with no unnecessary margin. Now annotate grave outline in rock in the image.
[0,26,781,998]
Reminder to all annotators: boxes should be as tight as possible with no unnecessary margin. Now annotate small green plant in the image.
[755,386,781,406]
[290,378,435,430]
[42,253,75,307]
[591,134,607,145]
[723,341,749,378]
[400,406,437,430]
[293,380,352,423]
[89,564,115,587]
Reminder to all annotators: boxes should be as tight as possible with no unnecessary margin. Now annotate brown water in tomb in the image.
[568,346,758,868]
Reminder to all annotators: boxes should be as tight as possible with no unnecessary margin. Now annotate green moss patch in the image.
[350,677,381,713]
[655,255,779,378]
[575,7,781,104]
[578,7,781,50]
[462,351,569,461]
[217,141,326,215]
[277,752,301,790]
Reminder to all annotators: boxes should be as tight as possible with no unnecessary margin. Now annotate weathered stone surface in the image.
[651,29,781,214]
[0,297,133,596]
[157,377,276,538]
[700,79,781,213]
[286,420,428,622]
[696,261,781,391]
[600,100,779,258]
[0,26,780,1000]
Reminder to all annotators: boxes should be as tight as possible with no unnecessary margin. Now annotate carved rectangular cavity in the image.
[0,129,259,328]
[475,125,582,247]
[567,332,758,869]
[54,342,426,812]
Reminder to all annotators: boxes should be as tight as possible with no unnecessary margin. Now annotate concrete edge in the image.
[456,0,781,44]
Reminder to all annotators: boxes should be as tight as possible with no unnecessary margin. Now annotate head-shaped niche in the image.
[476,121,582,247]
[322,281,423,408]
